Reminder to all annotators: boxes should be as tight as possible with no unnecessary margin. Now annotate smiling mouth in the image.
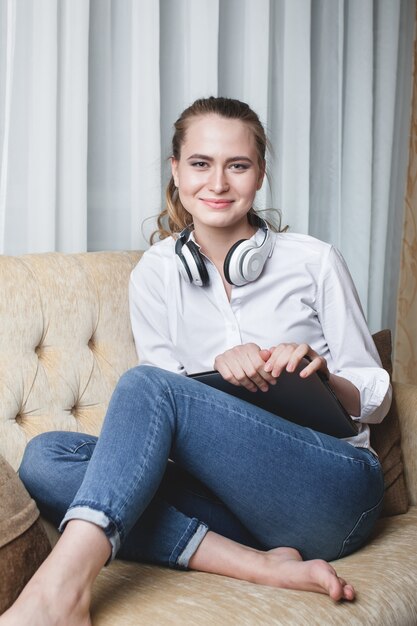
[200,198,234,207]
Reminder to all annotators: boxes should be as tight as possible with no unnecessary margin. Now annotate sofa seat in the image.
[39,507,417,625]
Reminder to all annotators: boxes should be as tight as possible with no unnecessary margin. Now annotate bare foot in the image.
[0,520,111,626]
[189,532,355,601]
[0,577,92,626]
[257,547,355,601]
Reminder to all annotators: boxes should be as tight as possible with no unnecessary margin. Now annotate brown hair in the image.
[151,96,284,242]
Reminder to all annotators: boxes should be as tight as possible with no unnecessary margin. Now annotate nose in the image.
[209,167,229,193]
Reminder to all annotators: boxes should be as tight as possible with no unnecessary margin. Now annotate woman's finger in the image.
[264,344,297,377]
[299,356,329,379]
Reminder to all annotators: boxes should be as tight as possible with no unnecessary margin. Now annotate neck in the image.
[193,219,256,265]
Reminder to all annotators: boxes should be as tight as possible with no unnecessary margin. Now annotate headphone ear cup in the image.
[175,236,193,283]
[241,248,268,282]
[224,239,254,286]
[181,240,210,287]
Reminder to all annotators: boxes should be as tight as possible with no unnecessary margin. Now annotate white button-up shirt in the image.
[129,229,392,449]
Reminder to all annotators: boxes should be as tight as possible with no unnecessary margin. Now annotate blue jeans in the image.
[19,365,384,569]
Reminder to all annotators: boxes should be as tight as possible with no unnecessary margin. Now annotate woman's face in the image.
[171,114,265,233]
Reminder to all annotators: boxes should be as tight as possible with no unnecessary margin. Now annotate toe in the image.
[342,584,355,601]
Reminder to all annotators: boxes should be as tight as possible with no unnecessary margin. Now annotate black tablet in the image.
[188,360,358,439]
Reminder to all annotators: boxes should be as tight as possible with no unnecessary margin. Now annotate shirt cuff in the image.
[335,367,392,423]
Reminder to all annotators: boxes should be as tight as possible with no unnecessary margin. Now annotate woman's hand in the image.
[263,343,330,380]
[264,342,360,416]
[214,343,276,392]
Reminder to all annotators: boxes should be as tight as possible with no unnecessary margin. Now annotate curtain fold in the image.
[369,0,401,328]
[57,0,89,252]
[274,0,312,232]
[130,0,160,249]
[340,1,373,314]
[0,0,15,248]
[27,0,58,252]
[0,0,415,337]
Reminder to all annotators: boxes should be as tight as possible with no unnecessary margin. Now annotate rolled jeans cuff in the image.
[175,521,209,570]
[59,506,120,564]
[59,506,209,569]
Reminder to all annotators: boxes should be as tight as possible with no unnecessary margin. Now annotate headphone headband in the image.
[175,217,273,287]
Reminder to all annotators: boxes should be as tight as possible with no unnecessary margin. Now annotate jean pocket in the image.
[336,495,384,559]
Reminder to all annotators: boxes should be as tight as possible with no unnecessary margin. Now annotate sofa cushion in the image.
[0,251,141,471]
[371,329,408,516]
[0,456,51,614]
[88,507,417,625]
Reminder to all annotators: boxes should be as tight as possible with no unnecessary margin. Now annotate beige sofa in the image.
[1,251,417,625]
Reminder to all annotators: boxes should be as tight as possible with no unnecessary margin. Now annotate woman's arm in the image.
[327,374,360,417]
[129,249,185,374]
[263,342,361,416]
[315,246,391,423]
[214,340,361,416]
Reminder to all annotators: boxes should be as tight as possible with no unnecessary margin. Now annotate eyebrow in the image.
[186,153,254,164]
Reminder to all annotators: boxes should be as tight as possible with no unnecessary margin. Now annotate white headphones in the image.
[175,216,274,287]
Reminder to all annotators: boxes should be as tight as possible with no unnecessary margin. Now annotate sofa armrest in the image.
[0,455,51,612]
[393,381,417,506]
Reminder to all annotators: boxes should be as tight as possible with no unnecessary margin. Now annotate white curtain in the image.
[0,0,415,334]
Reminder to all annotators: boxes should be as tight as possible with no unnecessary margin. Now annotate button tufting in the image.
[35,345,43,357]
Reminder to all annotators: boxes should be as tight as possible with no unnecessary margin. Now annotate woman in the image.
[1,97,391,626]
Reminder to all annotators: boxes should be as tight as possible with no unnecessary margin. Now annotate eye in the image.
[190,161,208,168]
[230,163,250,171]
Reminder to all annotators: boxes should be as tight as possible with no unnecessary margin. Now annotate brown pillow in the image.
[0,456,51,614]
[370,329,409,516]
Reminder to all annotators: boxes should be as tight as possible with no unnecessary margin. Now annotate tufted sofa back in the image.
[0,251,141,470]
[2,250,417,511]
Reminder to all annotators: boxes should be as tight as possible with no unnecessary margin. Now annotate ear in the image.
[256,161,266,190]
[171,157,179,187]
